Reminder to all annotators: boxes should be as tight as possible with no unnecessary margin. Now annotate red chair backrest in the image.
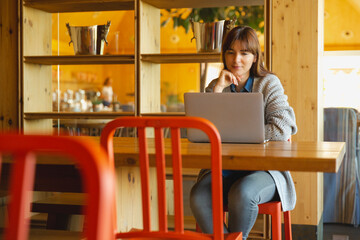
[0,134,115,240]
[100,116,225,239]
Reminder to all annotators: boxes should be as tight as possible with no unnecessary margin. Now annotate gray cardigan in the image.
[205,74,297,211]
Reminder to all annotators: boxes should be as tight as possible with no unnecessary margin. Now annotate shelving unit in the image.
[21,0,271,235]
[21,0,267,132]
[21,1,138,132]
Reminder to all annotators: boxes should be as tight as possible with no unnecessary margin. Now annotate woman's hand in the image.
[213,69,241,92]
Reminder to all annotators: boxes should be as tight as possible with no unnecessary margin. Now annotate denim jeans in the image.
[190,170,279,239]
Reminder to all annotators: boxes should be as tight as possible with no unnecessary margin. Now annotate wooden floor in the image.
[3,215,357,239]
[28,213,269,239]
[323,223,360,240]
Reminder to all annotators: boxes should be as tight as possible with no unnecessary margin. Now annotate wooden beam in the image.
[272,0,324,228]
[0,0,19,130]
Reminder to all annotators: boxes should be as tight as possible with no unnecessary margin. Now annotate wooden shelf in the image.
[23,0,264,13]
[24,112,135,120]
[24,55,134,65]
[142,0,263,8]
[141,53,221,64]
[141,112,185,116]
[52,80,97,84]
[23,0,134,13]
[24,112,184,119]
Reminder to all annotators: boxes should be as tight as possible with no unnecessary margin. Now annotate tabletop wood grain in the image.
[31,137,345,173]
[109,137,345,172]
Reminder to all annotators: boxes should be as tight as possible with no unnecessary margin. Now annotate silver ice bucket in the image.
[191,19,235,53]
[66,21,111,55]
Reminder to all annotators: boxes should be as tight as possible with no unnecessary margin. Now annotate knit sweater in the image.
[205,74,298,211]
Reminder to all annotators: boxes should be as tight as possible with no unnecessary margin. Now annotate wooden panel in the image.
[23,64,51,113]
[138,0,160,114]
[23,7,53,133]
[142,0,264,8]
[141,53,221,63]
[23,7,52,56]
[271,0,324,227]
[24,55,135,65]
[114,166,143,231]
[0,0,19,130]
[24,0,134,12]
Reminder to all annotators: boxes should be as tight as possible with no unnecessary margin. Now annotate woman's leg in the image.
[190,171,252,234]
[190,172,215,233]
[227,171,278,239]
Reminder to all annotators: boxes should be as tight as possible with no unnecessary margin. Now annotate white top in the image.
[102,86,113,102]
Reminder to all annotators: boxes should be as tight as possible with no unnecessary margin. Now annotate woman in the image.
[190,26,297,239]
[102,77,113,107]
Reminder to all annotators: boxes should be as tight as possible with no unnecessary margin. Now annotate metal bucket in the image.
[66,21,111,55]
[191,19,235,53]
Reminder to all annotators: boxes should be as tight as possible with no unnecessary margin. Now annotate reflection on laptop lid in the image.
[184,92,265,143]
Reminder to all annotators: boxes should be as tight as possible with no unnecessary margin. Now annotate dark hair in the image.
[221,26,271,77]
[103,77,111,86]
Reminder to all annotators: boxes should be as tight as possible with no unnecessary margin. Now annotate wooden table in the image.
[31,137,345,173]
[108,137,347,232]
[109,137,346,172]
[1,137,344,233]
[18,137,345,193]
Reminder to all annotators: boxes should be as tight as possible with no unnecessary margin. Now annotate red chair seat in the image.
[196,201,292,240]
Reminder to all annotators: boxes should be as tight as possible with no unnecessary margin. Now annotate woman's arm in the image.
[259,75,297,141]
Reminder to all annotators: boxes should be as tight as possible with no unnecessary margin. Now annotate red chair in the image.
[100,116,242,240]
[221,202,292,240]
[0,134,115,240]
[256,202,292,240]
[196,199,292,240]
[197,140,294,240]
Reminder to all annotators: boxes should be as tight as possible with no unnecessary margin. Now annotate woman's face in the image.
[225,40,256,79]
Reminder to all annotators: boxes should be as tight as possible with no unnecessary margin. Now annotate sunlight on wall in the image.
[323,52,360,111]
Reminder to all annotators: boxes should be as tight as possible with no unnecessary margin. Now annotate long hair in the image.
[103,77,111,86]
[221,26,271,77]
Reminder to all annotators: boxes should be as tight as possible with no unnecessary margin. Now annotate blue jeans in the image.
[190,170,279,239]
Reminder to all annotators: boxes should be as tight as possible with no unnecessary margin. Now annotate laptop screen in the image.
[184,92,265,143]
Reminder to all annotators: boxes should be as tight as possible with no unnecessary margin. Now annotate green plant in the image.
[161,6,264,34]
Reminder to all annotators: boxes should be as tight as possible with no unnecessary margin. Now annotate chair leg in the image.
[259,202,282,240]
[271,209,281,240]
[284,211,292,240]
[196,223,201,232]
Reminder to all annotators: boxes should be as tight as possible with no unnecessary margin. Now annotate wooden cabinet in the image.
[22,0,267,132]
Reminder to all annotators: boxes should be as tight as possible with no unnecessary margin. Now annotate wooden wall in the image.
[0,0,19,130]
[272,0,324,227]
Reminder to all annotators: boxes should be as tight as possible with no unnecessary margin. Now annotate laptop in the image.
[184,92,265,143]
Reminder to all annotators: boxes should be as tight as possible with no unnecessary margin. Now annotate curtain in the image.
[323,107,360,225]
